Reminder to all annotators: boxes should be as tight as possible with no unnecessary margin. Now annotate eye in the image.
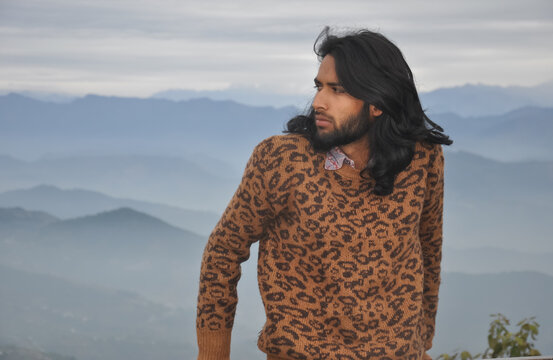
[314,84,322,91]
[333,87,345,94]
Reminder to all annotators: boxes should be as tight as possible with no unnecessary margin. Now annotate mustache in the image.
[314,110,334,122]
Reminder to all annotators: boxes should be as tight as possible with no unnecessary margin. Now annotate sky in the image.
[0,0,552,98]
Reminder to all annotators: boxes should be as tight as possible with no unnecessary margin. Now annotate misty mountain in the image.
[0,207,59,238]
[151,81,553,118]
[433,106,553,161]
[434,271,553,355]
[0,153,241,212]
[152,87,310,109]
[0,264,194,360]
[41,207,189,249]
[2,206,552,358]
[420,81,553,117]
[2,93,552,168]
[0,93,293,167]
[0,185,219,236]
[2,84,552,359]
[0,207,207,306]
[0,344,76,360]
[2,263,552,359]
[443,246,553,277]
[445,150,553,202]
[2,148,552,253]
[444,150,553,253]
[0,89,76,104]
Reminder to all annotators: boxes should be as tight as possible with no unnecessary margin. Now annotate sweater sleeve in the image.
[419,144,445,352]
[196,140,275,360]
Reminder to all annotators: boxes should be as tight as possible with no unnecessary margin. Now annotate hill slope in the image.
[0,185,220,235]
[0,207,206,306]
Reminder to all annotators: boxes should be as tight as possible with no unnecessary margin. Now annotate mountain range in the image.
[1,147,552,253]
[1,91,552,165]
[420,81,553,117]
[0,153,240,212]
[0,93,292,167]
[15,81,552,117]
[0,344,77,360]
[0,264,194,360]
[1,83,552,358]
[0,207,206,307]
[432,106,553,161]
[1,205,552,358]
[0,184,219,235]
[2,263,552,360]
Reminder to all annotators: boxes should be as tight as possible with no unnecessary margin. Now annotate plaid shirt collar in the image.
[325,146,356,170]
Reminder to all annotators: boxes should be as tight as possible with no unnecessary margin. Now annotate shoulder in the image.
[252,133,312,159]
[247,134,319,176]
[414,141,444,170]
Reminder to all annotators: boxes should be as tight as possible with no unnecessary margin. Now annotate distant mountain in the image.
[444,151,553,253]
[0,344,76,360]
[433,271,553,356]
[6,80,553,118]
[152,87,309,109]
[2,149,552,253]
[420,81,553,117]
[0,154,241,212]
[0,206,58,234]
[0,89,76,103]
[0,93,294,166]
[434,106,553,161]
[0,184,219,235]
[0,207,207,306]
[0,264,194,360]
[2,93,552,168]
[0,206,58,223]
[2,264,552,360]
[42,207,189,248]
[443,246,553,277]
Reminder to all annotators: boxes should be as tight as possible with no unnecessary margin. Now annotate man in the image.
[196,27,452,360]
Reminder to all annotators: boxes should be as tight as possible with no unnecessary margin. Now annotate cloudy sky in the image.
[1,0,552,98]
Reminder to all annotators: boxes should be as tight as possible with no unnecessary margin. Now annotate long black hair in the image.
[286,27,453,196]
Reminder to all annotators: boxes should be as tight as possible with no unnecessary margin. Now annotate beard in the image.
[312,106,372,152]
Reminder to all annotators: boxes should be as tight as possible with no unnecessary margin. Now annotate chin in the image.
[316,128,333,136]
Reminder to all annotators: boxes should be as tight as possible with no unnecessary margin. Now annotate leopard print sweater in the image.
[196,134,444,360]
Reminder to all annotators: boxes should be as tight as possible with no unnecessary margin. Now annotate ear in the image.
[369,104,383,117]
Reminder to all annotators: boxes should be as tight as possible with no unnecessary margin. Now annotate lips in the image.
[315,113,333,128]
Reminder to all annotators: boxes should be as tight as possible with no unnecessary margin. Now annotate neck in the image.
[340,135,370,169]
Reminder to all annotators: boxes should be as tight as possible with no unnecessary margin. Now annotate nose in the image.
[312,88,328,112]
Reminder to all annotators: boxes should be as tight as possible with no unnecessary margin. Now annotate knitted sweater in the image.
[196,134,444,360]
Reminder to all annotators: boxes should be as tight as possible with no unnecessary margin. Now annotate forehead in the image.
[316,55,339,83]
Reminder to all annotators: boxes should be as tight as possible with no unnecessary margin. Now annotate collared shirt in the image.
[324,146,356,170]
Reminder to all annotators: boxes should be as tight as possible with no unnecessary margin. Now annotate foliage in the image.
[437,313,541,359]
[436,350,480,360]
[484,313,541,358]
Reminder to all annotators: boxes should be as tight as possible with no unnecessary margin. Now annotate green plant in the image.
[483,313,541,358]
[437,350,480,360]
[437,313,541,359]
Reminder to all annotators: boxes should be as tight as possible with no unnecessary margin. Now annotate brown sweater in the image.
[196,134,444,360]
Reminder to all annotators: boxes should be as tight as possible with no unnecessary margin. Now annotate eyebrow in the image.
[314,78,343,87]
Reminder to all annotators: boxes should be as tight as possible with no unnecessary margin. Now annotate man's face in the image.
[312,55,370,151]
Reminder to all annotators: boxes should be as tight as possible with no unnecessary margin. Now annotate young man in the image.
[196,27,452,360]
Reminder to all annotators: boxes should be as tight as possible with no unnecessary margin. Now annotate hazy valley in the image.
[1,83,552,359]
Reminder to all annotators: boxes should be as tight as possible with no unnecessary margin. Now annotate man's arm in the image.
[196,140,275,360]
[419,143,445,354]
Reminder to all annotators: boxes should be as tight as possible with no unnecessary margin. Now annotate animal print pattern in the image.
[197,134,444,360]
